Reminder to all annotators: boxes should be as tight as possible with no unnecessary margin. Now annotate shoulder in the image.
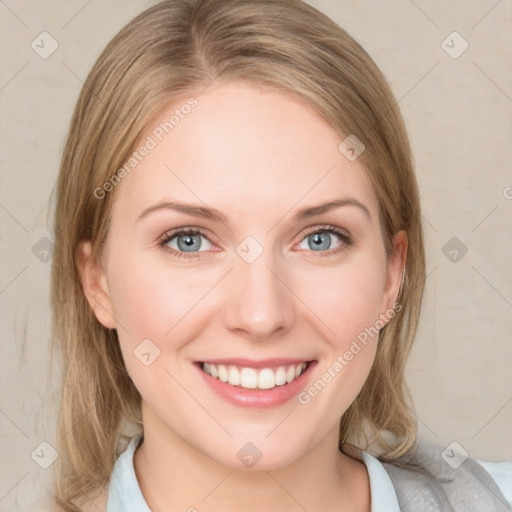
[380,438,512,511]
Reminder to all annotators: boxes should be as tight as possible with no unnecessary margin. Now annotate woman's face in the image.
[80,80,405,469]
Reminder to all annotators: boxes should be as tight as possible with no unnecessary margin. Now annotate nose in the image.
[221,253,296,341]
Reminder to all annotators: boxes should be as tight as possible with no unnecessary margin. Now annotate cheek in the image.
[107,251,219,341]
[108,242,387,352]
[292,255,386,400]
[295,254,387,338]
[106,252,207,398]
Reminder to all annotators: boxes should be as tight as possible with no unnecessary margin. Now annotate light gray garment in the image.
[381,439,512,511]
[106,434,511,511]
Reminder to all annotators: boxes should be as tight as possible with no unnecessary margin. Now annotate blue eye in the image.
[297,227,352,255]
[159,228,213,259]
[159,225,352,260]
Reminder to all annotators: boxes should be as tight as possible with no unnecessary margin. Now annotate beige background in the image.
[1,0,511,509]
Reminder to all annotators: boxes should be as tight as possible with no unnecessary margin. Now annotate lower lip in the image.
[194,361,317,408]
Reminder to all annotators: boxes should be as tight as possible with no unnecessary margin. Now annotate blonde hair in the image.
[50,0,425,509]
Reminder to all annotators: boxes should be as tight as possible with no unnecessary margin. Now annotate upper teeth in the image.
[202,362,308,390]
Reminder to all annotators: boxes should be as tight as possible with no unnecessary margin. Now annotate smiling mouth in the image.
[197,361,314,390]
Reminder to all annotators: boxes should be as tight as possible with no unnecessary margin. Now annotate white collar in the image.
[106,434,401,512]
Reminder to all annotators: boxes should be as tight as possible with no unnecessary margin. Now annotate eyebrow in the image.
[137,197,371,224]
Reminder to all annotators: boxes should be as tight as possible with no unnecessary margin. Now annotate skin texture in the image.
[77,80,406,512]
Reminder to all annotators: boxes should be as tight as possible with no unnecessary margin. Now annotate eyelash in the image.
[158,225,353,260]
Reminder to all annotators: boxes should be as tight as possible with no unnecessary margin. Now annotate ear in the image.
[76,240,117,329]
[380,230,407,315]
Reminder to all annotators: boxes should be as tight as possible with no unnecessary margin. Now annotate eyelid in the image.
[297,224,350,241]
[159,226,218,246]
[158,224,352,259]
[291,224,352,255]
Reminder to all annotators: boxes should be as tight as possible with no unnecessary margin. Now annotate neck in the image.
[133,406,370,512]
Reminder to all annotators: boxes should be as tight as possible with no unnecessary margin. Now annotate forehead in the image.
[112,80,378,221]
